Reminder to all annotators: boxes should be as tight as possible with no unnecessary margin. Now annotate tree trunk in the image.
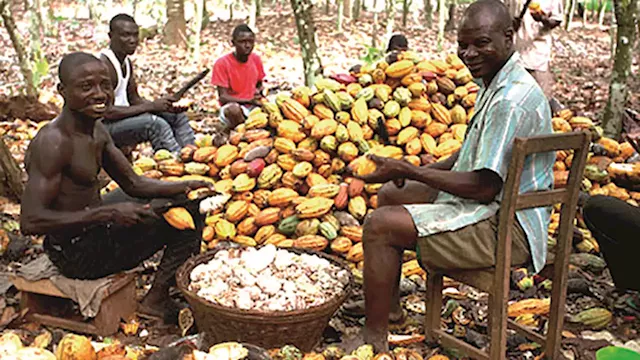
[0,139,24,201]
[385,0,395,39]
[565,0,576,30]
[602,0,637,139]
[402,0,410,27]
[325,0,330,14]
[256,0,262,17]
[0,0,37,98]
[229,3,233,21]
[249,0,257,30]
[87,0,98,21]
[337,0,344,31]
[290,0,323,86]
[590,0,596,21]
[190,0,204,62]
[437,0,445,50]
[165,0,187,46]
[444,0,455,31]
[202,0,210,29]
[582,0,587,26]
[344,0,351,18]
[353,0,360,20]
[598,0,606,26]
[424,0,432,28]
[372,11,378,47]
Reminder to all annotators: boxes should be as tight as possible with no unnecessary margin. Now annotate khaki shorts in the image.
[417,215,531,270]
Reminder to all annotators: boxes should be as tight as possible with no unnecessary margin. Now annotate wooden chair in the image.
[423,131,591,360]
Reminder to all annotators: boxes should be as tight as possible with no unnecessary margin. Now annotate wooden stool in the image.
[11,273,137,336]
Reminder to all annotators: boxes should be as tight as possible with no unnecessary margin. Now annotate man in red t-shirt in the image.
[211,24,266,131]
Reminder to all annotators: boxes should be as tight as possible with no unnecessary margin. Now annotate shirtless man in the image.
[100,14,196,155]
[20,52,212,319]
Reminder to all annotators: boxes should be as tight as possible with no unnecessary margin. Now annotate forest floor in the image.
[0,1,639,359]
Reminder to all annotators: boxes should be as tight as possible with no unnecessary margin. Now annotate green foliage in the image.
[361,45,384,65]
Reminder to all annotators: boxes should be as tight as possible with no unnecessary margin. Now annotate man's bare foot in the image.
[138,292,178,324]
[343,300,406,323]
[363,328,389,353]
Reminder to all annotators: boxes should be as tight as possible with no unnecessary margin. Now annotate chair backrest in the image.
[496,131,591,266]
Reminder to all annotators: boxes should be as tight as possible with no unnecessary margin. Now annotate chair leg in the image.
[425,271,443,342]
[546,279,569,359]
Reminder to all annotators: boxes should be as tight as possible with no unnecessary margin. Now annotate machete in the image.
[516,0,534,25]
[172,69,210,100]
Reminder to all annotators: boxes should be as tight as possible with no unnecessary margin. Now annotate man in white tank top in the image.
[100,14,195,155]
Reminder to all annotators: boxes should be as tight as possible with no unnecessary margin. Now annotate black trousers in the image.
[583,195,640,292]
[44,189,204,288]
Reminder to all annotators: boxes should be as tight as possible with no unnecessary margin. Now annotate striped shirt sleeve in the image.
[471,100,527,181]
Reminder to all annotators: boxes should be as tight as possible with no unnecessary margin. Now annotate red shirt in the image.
[211,52,265,103]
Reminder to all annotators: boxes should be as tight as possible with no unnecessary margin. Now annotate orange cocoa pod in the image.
[335,183,349,210]
[253,189,271,208]
[370,195,379,209]
[348,178,365,198]
[280,205,296,219]
[341,225,363,242]
[229,159,248,177]
[255,207,281,226]
[237,217,258,236]
[203,226,215,242]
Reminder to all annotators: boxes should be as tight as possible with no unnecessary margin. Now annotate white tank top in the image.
[101,49,131,106]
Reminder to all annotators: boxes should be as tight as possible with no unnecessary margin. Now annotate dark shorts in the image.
[44,189,203,280]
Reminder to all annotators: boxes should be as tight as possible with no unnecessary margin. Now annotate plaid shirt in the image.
[404,53,554,272]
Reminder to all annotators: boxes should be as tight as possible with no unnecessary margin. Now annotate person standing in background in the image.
[514,0,563,100]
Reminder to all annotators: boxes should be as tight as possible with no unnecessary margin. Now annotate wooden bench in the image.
[423,131,591,360]
[11,273,137,336]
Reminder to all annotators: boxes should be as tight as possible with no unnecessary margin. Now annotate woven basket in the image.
[176,247,353,352]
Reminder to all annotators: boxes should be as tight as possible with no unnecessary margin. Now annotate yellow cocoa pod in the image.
[348,196,367,220]
[233,235,257,247]
[450,104,467,124]
[296,197,334,218]
[245,112,268,130]
[347,121,364,142]
[214,145,239,167]
[330,236,353,254]
[293,161,313,178]
[274,137,297,154]
[407,97,432,113]
[341,225,363,242]
[450,124,468,142]
[432,103,452,125]
[398,106,412,127]
[410,110,431,128]
[308,183,341,198]
[426,122,448,138]
[405,137,422,156]
[277,154,298,172]
[346,242,364,262]
[225,200,250,223]
[351,97,369,125]
[338,142,359,162]
[385,60,415,78]
[397,126,419,145]
[311,119,339,139]
[268,188,299,207]
[215,219,236,240]
[435,139,462,158]
[255,225,277,244]
[306,172,329,188]
[232,173,256,192]
[313,104,335,120]
[163,207,195,230]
